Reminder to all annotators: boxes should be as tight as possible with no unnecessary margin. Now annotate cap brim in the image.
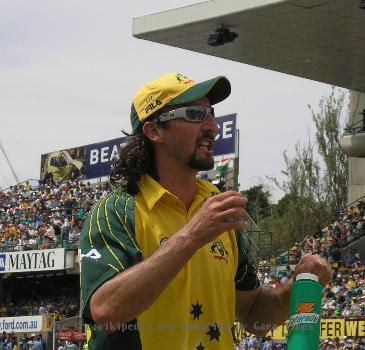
[168,76,231,106]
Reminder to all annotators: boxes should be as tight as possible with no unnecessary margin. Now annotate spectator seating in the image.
[0,179,111,252]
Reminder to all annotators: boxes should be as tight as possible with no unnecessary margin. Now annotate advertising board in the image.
[0,248,65,273]
[40,114,237,182]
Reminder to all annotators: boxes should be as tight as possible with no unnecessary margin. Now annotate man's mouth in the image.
[197,138,214,152]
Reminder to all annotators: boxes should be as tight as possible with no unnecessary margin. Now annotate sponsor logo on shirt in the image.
[159,237,169,245]
[210,240,229,263]
[80,248,101,261]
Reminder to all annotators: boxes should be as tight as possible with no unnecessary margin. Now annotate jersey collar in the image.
[138,174,220,211]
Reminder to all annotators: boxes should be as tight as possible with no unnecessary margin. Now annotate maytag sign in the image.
[0,248,65,273]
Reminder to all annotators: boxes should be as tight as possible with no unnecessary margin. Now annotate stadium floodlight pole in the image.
[0,140,20,184]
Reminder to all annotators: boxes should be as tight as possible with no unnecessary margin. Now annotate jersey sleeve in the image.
[80,190,143,324]
[234,230,260,291]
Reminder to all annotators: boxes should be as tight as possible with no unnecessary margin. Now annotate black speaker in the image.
[207,26,238,46]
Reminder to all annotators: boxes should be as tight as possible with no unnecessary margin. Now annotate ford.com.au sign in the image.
[0,248,65,273]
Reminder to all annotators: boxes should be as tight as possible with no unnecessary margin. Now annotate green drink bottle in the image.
[287,273,322,350]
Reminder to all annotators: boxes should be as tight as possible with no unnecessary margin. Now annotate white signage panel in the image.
[0,248,65,273]
[0,316,43,333]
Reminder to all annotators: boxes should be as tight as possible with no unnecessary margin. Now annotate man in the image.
[56,341,65,350]
[0,332,6,350]
[65,341,78,350]
[248,334,260,350]
[30,336,42,350]
[4,334,13,350]
[262,336,274,350]
[37,335,45,350]
[80,72,332,349]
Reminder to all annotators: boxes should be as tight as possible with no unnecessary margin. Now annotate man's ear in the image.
[142,121,164,143]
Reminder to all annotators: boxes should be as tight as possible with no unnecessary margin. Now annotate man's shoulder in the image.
[80,187,137,239]
[90,188,136,214]
[103,187,136,200]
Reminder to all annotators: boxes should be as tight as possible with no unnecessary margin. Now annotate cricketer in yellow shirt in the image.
[80,175,259,350]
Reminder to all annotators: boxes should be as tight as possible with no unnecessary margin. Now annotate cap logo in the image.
[175,73,194,85]
[144,97,162,115]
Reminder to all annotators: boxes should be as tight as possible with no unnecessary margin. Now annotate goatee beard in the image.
[188,155,214,171]
[188,132,216,171]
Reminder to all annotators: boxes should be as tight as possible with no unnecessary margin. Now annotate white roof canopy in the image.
[133,0,365,92]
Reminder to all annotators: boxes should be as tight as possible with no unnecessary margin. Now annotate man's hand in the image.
[294,253,333,286]
[181,190,248,248]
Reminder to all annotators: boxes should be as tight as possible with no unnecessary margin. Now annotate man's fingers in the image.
[219,216,248,231]
[209,190,245,203]
[217,207,247,221]
[295,262,314,276]
[208,192,247,212]
[210,190,241,199]
[295,254,333,286]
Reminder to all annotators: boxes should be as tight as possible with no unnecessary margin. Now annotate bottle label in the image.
[288,302,320,333]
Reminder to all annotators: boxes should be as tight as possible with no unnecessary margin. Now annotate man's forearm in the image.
[90,229,198,325]
[237,254,332,336]
[241,280,292,336]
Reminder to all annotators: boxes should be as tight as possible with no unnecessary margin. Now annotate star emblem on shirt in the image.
[190,301,203,320]
[196,342,205,350]
[206,323,221,342]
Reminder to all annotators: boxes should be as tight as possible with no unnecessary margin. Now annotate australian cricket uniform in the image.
[80,175,259,350]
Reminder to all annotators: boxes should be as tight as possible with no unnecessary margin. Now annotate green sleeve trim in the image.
[124,197,130,223]
[96,194,125,270]
[115,193,143,257]
[104,194,127,252]
[88,204,98,246]
[108,263,120,272]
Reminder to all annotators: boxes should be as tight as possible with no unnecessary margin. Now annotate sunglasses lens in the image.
[185,107,208,121]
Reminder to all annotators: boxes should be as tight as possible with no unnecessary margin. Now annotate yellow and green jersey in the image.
[80,175,259,350]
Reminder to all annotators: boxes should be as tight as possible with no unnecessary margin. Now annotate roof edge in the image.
[132,0,286,37]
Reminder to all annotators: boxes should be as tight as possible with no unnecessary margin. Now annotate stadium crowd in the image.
[0,292,79,321]
[0,332,47,350]
[279,200,365,266]
[234,335,365,349]
[1,179,365,349]
[0,179,110,252]
[0,274,79,323]
[0,332,80,350]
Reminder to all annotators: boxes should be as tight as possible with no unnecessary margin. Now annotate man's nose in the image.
[202,115,219,135]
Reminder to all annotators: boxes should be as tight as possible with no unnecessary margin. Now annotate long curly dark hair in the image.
[110,130,157,195]
[110,115,171,194]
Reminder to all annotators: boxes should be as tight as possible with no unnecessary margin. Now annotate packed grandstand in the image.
[0,177,365,349]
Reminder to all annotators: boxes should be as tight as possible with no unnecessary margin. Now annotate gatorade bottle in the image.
[287,273,322,350]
